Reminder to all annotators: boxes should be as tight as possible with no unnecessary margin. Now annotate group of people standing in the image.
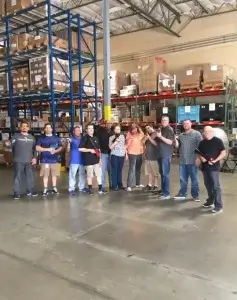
[9,116,226,214]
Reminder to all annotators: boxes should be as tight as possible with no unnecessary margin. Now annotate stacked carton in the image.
[158,73,176,93]
[137,57,167,94]
[6,0,32,14]
[176,65,203,90]
[0,0,5,17]
[28,35,68,50]
[0,73,8,94]
[29,56,69,92]
[203,64,235,89]
[110,70,127,95]
[13,68,30,93]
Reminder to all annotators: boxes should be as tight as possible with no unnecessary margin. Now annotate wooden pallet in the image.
[203,82,225,90]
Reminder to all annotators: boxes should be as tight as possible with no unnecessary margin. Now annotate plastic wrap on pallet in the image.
[137,57,167,94]
[110,70,127,95]
[203,64,236,89]
[158,73,176,92]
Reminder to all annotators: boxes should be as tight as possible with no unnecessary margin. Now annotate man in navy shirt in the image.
[68,126,86,196]
[36,123,63,196]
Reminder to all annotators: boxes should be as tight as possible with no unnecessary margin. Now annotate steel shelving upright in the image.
[0,0,98,134]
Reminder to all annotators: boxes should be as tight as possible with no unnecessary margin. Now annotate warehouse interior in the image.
[0,0,237,299]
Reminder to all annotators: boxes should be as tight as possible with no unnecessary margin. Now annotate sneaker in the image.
[69,190,76,196]
[127,187,132,192]
[143,185,153,191]
[136,184,144,188]
[87,189,94,195]
[118,186,125,190]
[98,189,108,195]
[193,197,200,202]
[52,187,59,195]
[202,202,214,209]
[27,191,38,197]
[153,186,159,191]
[158,194,170,200]
[79,188,88,193]
[173,194,186,200]
[111,188,119,192]
[42,189,49,196]
[212,208,223,214]
[13,193,20,200]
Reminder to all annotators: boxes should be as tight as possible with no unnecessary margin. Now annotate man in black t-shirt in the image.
[196,126,226,214]
[95,120,112,191]
[79,124,106,195]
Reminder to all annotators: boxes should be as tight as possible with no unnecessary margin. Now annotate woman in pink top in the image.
[126,123,144,191]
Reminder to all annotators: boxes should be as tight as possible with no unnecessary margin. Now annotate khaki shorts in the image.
[145,160,160,177]
[40,163,61,177]
[85,163,102,178]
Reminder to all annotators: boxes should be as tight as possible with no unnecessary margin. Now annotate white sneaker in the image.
[159,195,171,200]
[136,184,144,188]
[127,187,132,192]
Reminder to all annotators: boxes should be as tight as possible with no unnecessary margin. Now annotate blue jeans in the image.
[111,155,125,189]
[127,154,143,188]
[158,158,171,196]
[101,153,111,189]
[179,164,199,198]
[202,169,222,209]
[69,164,86,191]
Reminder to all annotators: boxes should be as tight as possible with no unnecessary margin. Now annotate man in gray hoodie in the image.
[7,121,38,199]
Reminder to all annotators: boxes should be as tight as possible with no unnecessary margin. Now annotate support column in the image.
[102,0,111,121]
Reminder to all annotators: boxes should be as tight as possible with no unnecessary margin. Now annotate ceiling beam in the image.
[120,0,180,36]
[159,0,181,22]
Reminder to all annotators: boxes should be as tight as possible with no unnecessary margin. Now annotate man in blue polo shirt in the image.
[68,126,86,196]
[36,123,63,196]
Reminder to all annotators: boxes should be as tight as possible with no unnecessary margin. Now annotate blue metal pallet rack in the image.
[0,0,98,134]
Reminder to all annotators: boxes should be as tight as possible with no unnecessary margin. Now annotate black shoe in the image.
[143,185,153,191]
[13,193,20,200]
[118,186,125,190]
[42,189,49,196]
[202,201,214,208]
[88,189,94,195]
[27,191,38,197]
[111,188,119,192]
[52,187,59,195]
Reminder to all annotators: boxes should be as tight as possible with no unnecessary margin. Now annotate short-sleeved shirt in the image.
[126,132,144,155]
[70,136,83,165]
[109,134,126,157]
[79,134,100,166]
[11,133,36,163]
[198,137,225,171]
[36,135,62,164]
[157,126,175,159]
[145,133,159,161]
[178,130,202,165]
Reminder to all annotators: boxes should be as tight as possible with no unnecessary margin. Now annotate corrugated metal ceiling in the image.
[61,0,237,38]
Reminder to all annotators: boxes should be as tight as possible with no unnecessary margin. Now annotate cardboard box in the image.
[139,74,158,94]
[28,35,68,50]
[176,65,202,90]
[137,57,167,75]
[0,0,5,16]
[0,73,8,94]
[18,33,33,50]
[203,64,235,88]
[29,55,69,92]
[6,0,32,14]
[110,70,127,95]
[13,68,29,93]
[9,35,18,54]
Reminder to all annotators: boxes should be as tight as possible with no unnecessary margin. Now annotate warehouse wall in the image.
[75,11,237,82]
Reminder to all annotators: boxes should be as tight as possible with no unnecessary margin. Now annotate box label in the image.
[209,103,216,111]
[186,70,192,76]
[211,65,218,71]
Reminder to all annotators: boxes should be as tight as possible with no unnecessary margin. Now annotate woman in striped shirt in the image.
[109,125,127,191]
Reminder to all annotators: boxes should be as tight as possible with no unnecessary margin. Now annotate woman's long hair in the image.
[129,123,142,134]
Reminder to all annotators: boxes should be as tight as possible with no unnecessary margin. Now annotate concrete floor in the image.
[0,163,237,300]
